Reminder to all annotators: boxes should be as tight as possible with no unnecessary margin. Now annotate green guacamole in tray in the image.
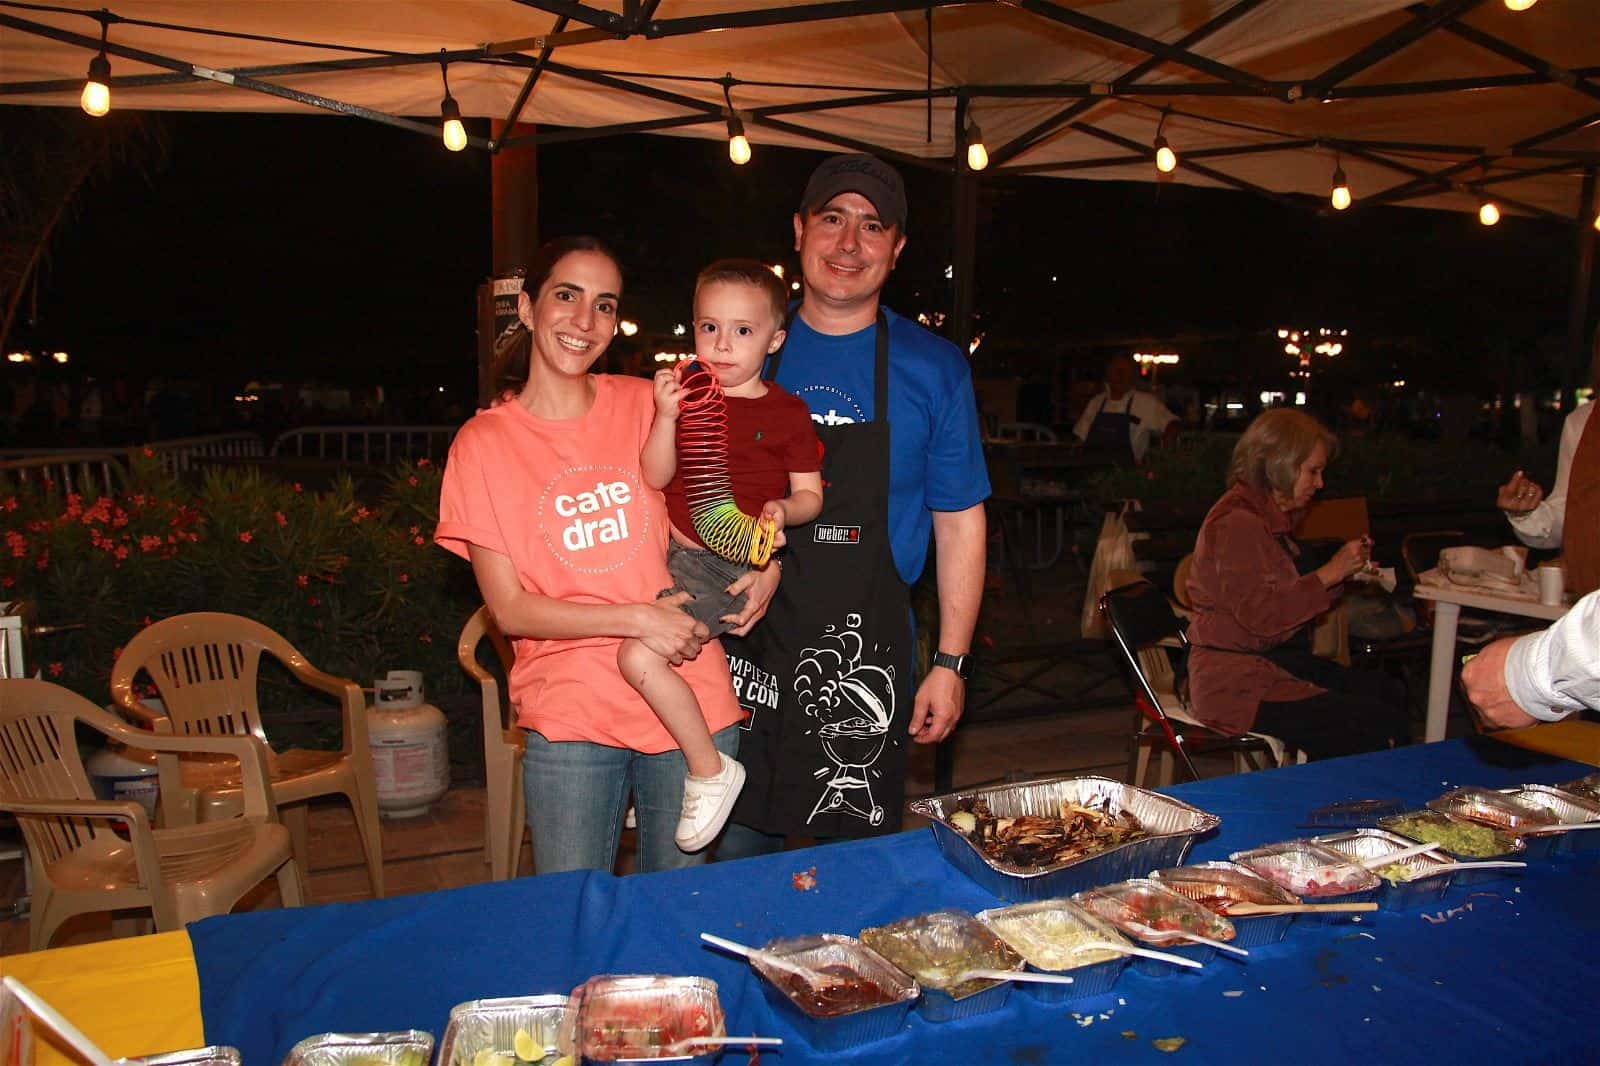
[1378,810,1523,859]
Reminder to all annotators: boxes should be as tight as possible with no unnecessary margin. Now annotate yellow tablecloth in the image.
[0,931,202,1064]
[1491,719,1600,767]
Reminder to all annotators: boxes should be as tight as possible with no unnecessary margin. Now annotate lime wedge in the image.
[513,1028,540,1062]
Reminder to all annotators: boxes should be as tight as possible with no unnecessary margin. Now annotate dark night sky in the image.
[7,108,1591,397]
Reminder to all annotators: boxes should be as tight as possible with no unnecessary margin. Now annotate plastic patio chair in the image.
[0,678,302,951]
[109,612,383,900]
[1100,579,1304,787]
[457,606,526,881]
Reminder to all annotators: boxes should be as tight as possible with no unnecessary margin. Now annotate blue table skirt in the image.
[191,739,1599,1064]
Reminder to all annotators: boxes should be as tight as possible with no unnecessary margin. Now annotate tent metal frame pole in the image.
[951,93,978,357]
[494,14,569,140]
[641,0,970,37]
[506,0,622,33]
[752,113,940,170]
[1433,8,1600,105]
[496,88,951,148]
[1331,67,1600,100]
[1009,138,1316,175]
[1363,111,1600,210]
[1070,120,1295,206]
[1307,0,1487,99]
[0,11,490,147]
[990,0,1272,167]
[1566,167,1598,403]
[1010,0,1280,99]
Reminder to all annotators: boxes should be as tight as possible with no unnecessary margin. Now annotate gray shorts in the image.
[660,541,751,638]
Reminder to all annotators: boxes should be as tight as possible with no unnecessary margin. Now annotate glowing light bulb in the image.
[965,121,988,171]
[1330,166,1351,211]
[440,95,467,151]
[1592,212,1599,233]
[728,133,751,165]
[1154,136,1177,174]
[1504,0,1537,11]
[1479,201,1501,226]
[81,53,111,117]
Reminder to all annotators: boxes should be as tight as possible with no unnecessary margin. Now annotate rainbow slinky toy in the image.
[675,360,779,567]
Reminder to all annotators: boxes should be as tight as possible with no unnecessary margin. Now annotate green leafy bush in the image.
[2,453,479,715]
[1080,431,1553,512]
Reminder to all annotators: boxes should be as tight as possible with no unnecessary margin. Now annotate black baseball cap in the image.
[798,153,908,231]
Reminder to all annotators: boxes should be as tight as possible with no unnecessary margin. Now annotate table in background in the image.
[1413,583,1568,742]
[184,739,1597,1065]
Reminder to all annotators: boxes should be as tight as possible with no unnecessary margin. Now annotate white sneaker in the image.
[676,753,746,852]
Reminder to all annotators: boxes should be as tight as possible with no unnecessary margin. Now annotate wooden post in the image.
[479,121,539,407]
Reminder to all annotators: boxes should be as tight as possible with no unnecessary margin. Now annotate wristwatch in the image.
[932,651,972,680]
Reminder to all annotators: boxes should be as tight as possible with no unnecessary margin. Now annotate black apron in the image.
[1083,393,1138,467]
[724,312,915,838]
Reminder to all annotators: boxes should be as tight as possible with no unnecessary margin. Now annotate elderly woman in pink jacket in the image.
[1185,409,1407,759]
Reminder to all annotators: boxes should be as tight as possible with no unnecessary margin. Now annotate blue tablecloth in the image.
[191,739,1598,1064]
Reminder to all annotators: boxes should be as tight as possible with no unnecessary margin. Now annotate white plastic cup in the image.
[1537,564,1565,606]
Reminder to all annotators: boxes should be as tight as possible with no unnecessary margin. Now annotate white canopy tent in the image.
[3,0,1597,359]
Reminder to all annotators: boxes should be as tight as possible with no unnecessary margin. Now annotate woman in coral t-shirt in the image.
[437,236,746,875]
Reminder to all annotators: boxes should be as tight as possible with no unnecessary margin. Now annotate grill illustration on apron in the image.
[794,614,896,826]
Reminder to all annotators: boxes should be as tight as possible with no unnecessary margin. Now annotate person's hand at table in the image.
[910,667,964,744]
[1461,636,1539,730]
[720,561,781,637]
[1315,536,1371,588]
[1496,470,1545,516]
[636,592,707,663]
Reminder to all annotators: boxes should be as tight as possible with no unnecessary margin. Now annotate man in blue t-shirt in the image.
[718,153,990,854]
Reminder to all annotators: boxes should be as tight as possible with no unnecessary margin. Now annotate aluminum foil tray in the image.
[123,1049,242,1066]
[752,934,917,1054]
[437,995,569,1066]
[1228,840,1378,921]
[977,900,1131,1003]
[1427,788,1560,861]
[1314,829,1453,911]
[1148,861,1299,948]
[282,1031,432,1066]
[1560,773,1600,804]
[1073,879,1235,976]
[1377,810,1525,884]
[565,976,725,1063]
[907,775,1220,902]
[859,909,1021,1023]
[1499,785,1600,858]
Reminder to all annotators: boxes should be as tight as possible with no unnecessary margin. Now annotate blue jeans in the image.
[523,724,740,875]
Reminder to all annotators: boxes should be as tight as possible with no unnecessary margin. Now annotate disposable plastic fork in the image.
[1426,860,1528,874]
[700,932,841,990]
[1071,940,1202,969]
[1357,840,1442,868]
[1179,933,1249,958]
[1519,821,1600,836]
[945,968,1078,987]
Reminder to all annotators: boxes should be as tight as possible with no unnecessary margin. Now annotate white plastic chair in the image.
[0,678,301,950]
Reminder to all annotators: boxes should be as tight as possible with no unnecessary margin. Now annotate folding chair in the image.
[1100,579,1301,787]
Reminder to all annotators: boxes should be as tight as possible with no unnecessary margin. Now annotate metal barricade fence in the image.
[269,425,458,464]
